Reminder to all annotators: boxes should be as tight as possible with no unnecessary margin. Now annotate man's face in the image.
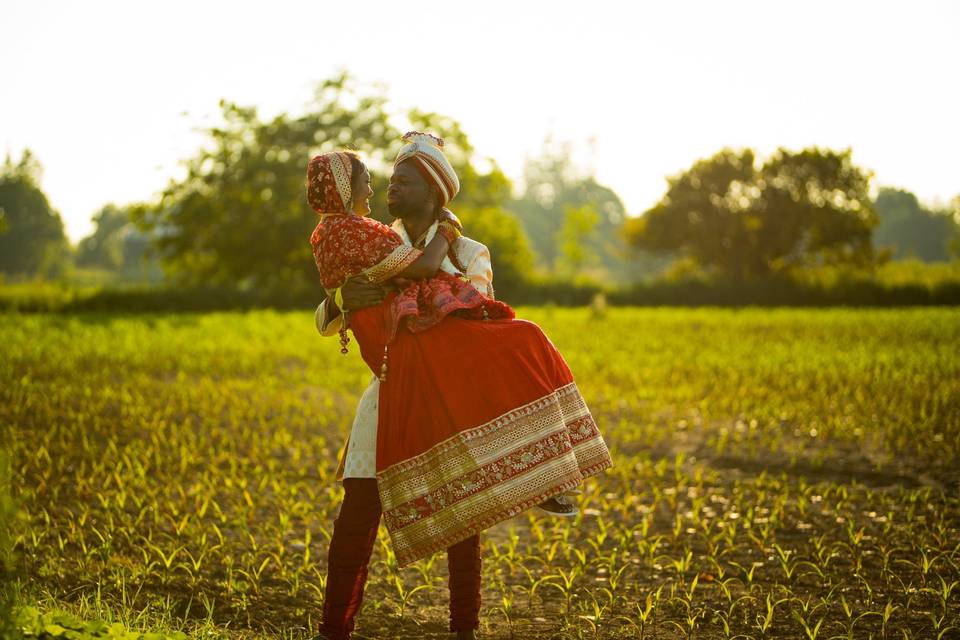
[387,160,434,219]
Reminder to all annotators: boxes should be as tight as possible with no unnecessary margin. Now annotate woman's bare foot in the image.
[536,494,579,517]
[455,629,477,639]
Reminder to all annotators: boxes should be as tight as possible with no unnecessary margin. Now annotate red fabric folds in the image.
[311,214,513,344]
[309,190,612,567]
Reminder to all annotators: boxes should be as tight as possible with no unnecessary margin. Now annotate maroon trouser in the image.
[319,478,482,640]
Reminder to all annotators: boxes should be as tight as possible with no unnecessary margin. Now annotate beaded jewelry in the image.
[379,345,389,382]
[338,321,350,354]
[333,284,350,355]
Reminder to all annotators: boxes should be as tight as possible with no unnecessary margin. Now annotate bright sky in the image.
[3,0,958,242]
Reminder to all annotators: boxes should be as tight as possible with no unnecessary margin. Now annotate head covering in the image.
[394,131,460,206]
[307,152,355,214]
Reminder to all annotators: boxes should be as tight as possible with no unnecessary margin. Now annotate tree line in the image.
[2,74,958,300]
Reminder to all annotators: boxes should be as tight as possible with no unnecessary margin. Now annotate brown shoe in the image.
[536,494,579,517]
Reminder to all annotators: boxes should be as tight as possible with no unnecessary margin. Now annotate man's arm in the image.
[315,276,389,337]
[374,215,459,281]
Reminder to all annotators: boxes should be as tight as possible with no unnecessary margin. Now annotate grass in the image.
[2,307,959,639]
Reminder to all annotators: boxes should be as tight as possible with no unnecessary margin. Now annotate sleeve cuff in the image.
[316,300,344,337]
[467,247,495,299]
[362,245,422,283]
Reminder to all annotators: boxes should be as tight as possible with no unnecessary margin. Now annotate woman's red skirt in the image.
[348,301,612,566]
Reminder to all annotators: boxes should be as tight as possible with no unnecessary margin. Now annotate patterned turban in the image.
[394,131,460,206]
[307,152,356,214]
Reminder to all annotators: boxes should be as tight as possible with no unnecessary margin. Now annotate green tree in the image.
[873,187,957,262]
[77,203,160,280]
[77,204,129,269]
[456,206,535,299]
[0,150,70,278]
[136,74,398,294]
[625,147,879,279]
[951,195,960,260]
[137,74,518,295]
[509,141,664,282]
[556,204,600,277]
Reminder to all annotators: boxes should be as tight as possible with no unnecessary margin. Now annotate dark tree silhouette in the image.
[625,147,879,278]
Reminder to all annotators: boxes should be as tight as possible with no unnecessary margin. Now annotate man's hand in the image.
[339,276,387,310]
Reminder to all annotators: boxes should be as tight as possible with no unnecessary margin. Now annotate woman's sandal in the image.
[536,494,579,517]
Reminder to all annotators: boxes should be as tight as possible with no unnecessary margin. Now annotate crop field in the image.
[3,308,959,639]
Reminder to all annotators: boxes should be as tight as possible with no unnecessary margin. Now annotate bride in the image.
[308,137,612,569]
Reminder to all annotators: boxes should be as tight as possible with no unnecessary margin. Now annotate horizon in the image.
[3,0,958,243]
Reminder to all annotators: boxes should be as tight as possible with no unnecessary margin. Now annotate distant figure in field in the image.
[308,133,612,640]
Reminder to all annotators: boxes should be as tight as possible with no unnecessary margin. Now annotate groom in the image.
[314,133,490,640]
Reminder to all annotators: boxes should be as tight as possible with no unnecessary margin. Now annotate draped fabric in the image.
[336,222,497,481]
[347,304,612,566]
[307,152,354,214]
[308,154,612,566]
[310,213,513,344]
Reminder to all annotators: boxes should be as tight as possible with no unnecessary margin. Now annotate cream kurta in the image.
[315,218,494,479]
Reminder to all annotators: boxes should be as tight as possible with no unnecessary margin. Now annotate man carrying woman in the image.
[310,133,612,640]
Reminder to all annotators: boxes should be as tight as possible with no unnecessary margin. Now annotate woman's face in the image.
[351,165,373,216]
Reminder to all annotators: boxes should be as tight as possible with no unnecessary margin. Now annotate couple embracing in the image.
[308,132,613,639]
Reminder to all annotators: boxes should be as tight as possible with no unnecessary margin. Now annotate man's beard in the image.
[387,199,415,219]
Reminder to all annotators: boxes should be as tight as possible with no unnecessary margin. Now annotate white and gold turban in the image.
[394,131,460,206]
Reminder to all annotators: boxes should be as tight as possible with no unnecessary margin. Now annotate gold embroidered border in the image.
[379,386,573,504]
[382,427,575,529]
[381,423,611,533]
[381,382,582,478]
[572,436,614,478]
[379,382,596,500]
[329,153,353,211]
[377,382,614,565]
[387,436,612,566]
[390,453,585,566]
[363,245,422,283]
